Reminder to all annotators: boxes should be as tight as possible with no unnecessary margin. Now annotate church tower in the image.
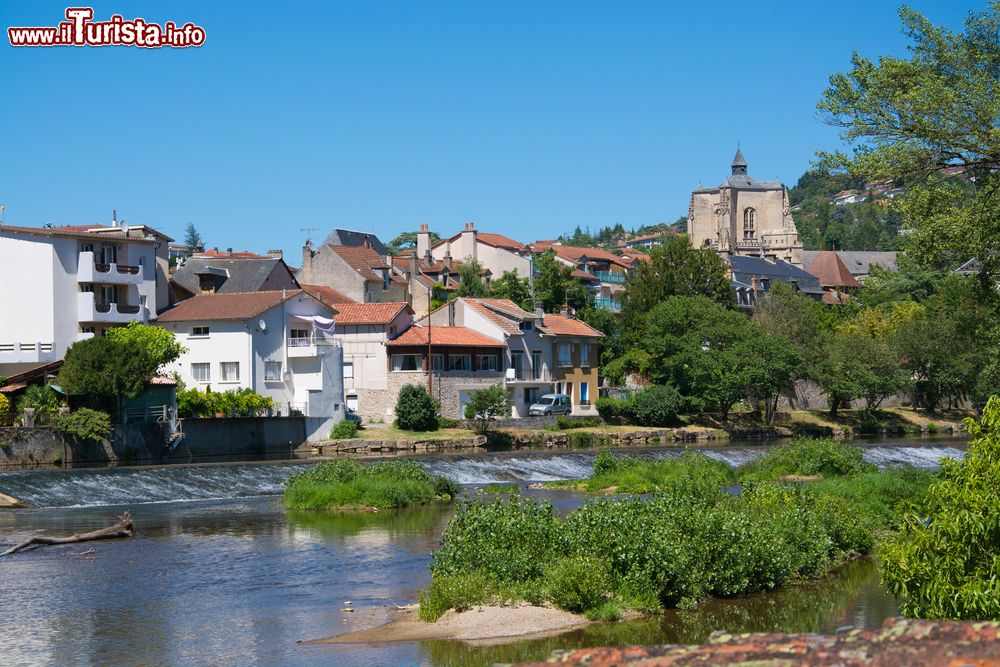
[686,148,803,267]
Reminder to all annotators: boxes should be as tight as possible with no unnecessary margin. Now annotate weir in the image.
[0,442,966,509]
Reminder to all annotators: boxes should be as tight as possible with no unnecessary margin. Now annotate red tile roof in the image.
[807,251,862,288]
[545,244,632,268]
[388,326,505,347]
[540,314,604,338]
[328,244,389,281]
[571,269,601,281]
[194,249,269,259]
[0,224,159,243]
[332,302,411,325]
[156,290,308,322]
[301,284,356,307]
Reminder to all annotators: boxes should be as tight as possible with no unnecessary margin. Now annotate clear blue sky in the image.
[0,0,984,260]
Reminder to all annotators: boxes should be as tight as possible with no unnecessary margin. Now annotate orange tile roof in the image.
[546,244,631,268]
[301,284,356,306]
[571,269,601,281]
[477,232,527,252]
[0,224,158,243]
[540,314,604,338]
[807,251,862,288]
[463,298,534,335]
[193,249,270,259]
[157,290,308,322]
[328,244,389,281]
[388,326,505,347]
[332,302,411,325]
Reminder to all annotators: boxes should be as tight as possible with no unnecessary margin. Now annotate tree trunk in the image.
[1,512,134,556]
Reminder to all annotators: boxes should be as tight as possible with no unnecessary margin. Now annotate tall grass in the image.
[284,459,459,510]
[739,437,876,482]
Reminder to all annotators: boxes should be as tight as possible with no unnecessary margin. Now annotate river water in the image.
[0,439,964,666]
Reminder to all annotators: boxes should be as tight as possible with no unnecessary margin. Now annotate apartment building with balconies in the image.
[157,289,346,438]
[0,218,170,377]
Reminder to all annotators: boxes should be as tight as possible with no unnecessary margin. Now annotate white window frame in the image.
[478,354,498,372]
[191,363,211,383]
[343,362,354,379]
[219,361,240,383]
[531,351,543,379]
[448,354,471,372]
[557,343,572,367]
[191,326,210,337]
[264,361,282,382]
[346,394,359,411]
[392,354,422,372]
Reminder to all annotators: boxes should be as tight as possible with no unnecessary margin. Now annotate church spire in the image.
[731,147,748,176]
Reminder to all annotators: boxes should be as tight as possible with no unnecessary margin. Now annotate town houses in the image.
[0,149,907,433]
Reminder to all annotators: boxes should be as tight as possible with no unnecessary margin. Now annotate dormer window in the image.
[519,321,534,331]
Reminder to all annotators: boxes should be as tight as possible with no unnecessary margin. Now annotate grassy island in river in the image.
[284,459,460,511]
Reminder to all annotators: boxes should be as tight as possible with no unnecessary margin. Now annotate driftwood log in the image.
[1,511,134,556]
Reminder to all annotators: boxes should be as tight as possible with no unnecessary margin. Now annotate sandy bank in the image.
[317,603,592,645]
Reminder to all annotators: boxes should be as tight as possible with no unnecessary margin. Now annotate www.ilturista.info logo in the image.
[8,7,206,48]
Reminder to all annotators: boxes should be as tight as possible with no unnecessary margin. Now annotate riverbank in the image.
[324,604,598,645]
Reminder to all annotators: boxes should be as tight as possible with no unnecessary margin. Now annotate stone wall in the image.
[387,370,505,419]
[778,379,911,411]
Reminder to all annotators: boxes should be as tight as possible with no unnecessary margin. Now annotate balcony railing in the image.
[288,336,315,347]
[594,297,622,311]
[0,341,57,364]
[77,251,144,285]
[594,271,626,284]
[95,263,141,275]
[78,292,145,323]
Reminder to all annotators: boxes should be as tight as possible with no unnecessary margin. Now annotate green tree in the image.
[16,385,61,424]
[752,280,828,381]
[394,384,438,432]
[532,251,592,313]
[818,3,1000,284]
[463,384,510,433]
[57,324,185,412]
[621,235,732,337]
[454,258,490,298]
[387,229,441,255]
[183,222,203,251]
[489,270,533,310]
[881,397,1000,619]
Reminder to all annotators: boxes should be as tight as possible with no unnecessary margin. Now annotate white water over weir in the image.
[0,443,966,509]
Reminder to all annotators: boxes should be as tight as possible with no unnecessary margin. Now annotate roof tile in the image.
[332,302,410,325]
[157,290,308,322]
[387,326,505,347]
[540,314,604,338]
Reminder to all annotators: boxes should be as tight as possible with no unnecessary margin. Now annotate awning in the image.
[293,315,335,331]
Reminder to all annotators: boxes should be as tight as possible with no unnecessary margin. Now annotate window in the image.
[519,321,534,331]
[80,284,94,293]
[264,361,282,382]
[531,351,542,380]
[431,354,445,372]
[524,387,538,405]
[448,354,471,372]
[580,382,590,405]
[290,328,311,346]
[101,243,117,264]
[138,256,145,267]
[478,354,498,371]
[343,362,354,379]
[220,362,240,382]
[81,242,94,253]
[192,363,211,382]
[392,354,422,371]
[564,384,573,404]
[510,351,524,379]
[191,326,210,337]
[580,343,590,367]
[557,343,572,367]
[743,208,756,240]
[346,394,359,411]
[100,285,117,305]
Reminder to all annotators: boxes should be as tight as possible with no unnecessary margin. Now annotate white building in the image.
[417,222,532,279]
[157,290,346,439]
[0,219,170,377]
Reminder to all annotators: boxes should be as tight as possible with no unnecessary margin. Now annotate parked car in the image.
[528,393,571,416]
[345,408,363,425]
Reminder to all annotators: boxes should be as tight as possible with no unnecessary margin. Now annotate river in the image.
[0,438,964,666]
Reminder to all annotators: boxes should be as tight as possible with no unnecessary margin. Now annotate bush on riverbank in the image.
[739,437,876,482]
[284,460,459,511]
[329,419,358,440]
[420,440,934,621]
[395,385,439,432]
[594,385,683,426]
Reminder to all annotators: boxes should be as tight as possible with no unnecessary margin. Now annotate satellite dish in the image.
[258,319,267,331]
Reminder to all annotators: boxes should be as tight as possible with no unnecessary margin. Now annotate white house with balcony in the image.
[0,218,170,377]
[157,290,345,439]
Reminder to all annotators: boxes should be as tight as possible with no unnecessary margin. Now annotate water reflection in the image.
[419,558,897,667]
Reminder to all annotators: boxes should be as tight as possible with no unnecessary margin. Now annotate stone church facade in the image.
[687,149,803,267]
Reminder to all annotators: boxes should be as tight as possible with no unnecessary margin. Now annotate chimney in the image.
[267,249,283,260]
[226,248,233,255]
[443,248,452,271]
[560,303,570,317]
[112,209,117,225]
[409,252,418,280]
[448,300,456,326]
[534,301,544,320]
[416,224,431,260]
[461,221,477,260]
[363,235,371,248]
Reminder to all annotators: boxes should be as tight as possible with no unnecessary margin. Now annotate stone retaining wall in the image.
[308,435,487,456]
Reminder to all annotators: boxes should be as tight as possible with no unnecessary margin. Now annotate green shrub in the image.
[544,556,612,613]
[482,483,519,495]
[17,385,60,424]
[595,396,634,423]
[587,451,735,495]
[178,387,274,418]
[53,408,112,442]
[880,398,1000,619]
[630,385,683,426]
[418,571,496,621]
[463,384,509,433]
[395,385,439,431]
[284,459,457,510]
[329,419,358,440]
[437,416,461,429]
[0,394,10,418]
[739,437,876,482]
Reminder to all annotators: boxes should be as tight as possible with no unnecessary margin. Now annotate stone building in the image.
[688,149,803,267]
[298,239,408,304]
